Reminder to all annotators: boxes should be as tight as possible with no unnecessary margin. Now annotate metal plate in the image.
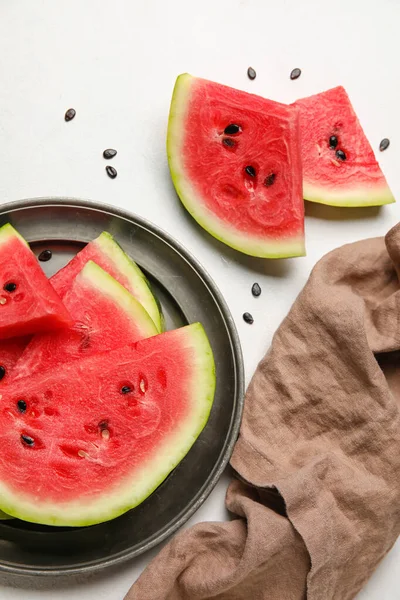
[0,198,244,576]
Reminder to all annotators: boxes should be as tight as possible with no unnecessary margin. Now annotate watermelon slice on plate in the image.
[0,224,71,339]
[51,231,163,332]
[294,86,395,207]
[167,74,305,259]
[0,323,215,526]
[12,261,158,380]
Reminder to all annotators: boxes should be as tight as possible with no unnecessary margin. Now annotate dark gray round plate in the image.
[0,198,244,576]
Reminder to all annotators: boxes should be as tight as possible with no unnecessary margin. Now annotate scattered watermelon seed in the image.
[0,366,5,380]
[247,67,256,80]
[4,282,16,292]
[38,249,52,262]
[290,68,301,80]
[21,434,34,447]
[264,173,276,187]
[106,166,118,179]
[140,379,146,393]
[121,385,132,394]
[329,135,338,149]
[245,165,256,177]
[78,449,88,458]
[101,429,110,440]
[64,108,76,122]
[335,149,346,161]
[379,138,390,152]
[103,148,117,159]
[0,297,7,305]
[224,124,241,135]
[17,400,27,413]
[243,312,254,324]
[251,283,262,297]
[223,138,236,148]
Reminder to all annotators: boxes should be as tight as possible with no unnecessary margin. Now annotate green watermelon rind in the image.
[0,323,215,527]
[95,232,164,332]
[0,223,29,248]
[167,74,306,259]
[0,509,12,520]
[303,182,395,207]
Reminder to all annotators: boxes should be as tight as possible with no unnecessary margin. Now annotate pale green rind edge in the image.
[0,323,216,526]
[167,73,306,259]
[304,182,396,208]
[78,261,158,338]
[0,223,29,247]
[0,509,12,520]
[95,232,163,332]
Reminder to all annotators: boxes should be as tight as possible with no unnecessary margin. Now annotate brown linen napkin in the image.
[126,224,400,600]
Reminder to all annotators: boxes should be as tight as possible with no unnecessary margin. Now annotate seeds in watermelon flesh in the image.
[51,231,163,332]
[0,323,215,526]
[12,261,158,380]
[0,224,71,339]
[294,86,395,207]
[167,74,305,259]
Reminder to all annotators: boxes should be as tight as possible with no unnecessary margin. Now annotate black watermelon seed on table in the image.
[21,434,34,446]
[38,249,52,262]
[329,135,338,149]
[224,124,241,135]
[106,166,118,179]
[335,149,346,161]
[245,165,256,177]
[103,148,118,159]
[243,312,254,324]
[0,365,5,381]
[290,68,301,80]
[251,283,262,297]
[17,400,27,413]
[64,108,76,122]
[247,67,256,80]
[379,138,390,152]
[4,282,17,292]
[264,173,276,187]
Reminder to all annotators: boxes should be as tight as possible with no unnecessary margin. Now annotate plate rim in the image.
[0,196,245,577]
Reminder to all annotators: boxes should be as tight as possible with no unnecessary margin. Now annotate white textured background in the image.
[0,0,399,598]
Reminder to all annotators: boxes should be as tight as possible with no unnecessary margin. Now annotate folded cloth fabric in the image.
[125,225,400,600]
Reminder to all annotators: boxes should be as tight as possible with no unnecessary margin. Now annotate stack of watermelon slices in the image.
[167,74,395,258]
[0,224,215,526]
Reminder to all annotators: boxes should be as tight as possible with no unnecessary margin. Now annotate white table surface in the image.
[0,0,399,597]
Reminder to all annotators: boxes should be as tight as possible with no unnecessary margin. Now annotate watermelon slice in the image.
[0,337,30,383]
[294,86,395,207]
[12,261,158,380]
[51,232,163,332]
[167,74,305,259]
[0,323,215,526]
[0,224,71,339]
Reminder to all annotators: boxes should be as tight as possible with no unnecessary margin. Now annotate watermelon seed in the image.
[247,67,256,80]
[0,366,5,380]
[4,282,17,292]
[64,108,76,122]
[264,173,276,187]
[245,166,256,178]
[222,138,236,149]
[290,68,301,80]
[98,420,109,430]
[0,297,7,305]
[329,136,338,149]
[103,148,117,159]
[251,283,262,297]
[121,385,132,394]
[243,312,254,324]
[224,124,241,135]
[38,249,52,262]
[335,149,346,161]
[17,400,27,413]
[106,166,118,179]
[101,429,110,440]
[21,434,34,447]
[379,138,390,152]
[140,379,146,393]
[78,450,89,458]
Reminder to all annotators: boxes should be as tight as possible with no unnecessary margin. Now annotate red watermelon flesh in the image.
[12,261,158,381]
[294,86,395,207]
[0,337,30,383]
[0,323,215,526]
[0,224,71,339]
[167,74,305,258]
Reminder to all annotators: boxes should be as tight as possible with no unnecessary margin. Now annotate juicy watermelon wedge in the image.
[51,232,163,332]
[294,86,395,207]
[0,323,215,526]
[168,74,305,259]
[12,261,158,380]
[0,337,30,383]
[0,224,71,339]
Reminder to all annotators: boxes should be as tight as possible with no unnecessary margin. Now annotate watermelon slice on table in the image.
[12,261,158,380]
[294,86,395,207]
[0,323,215,526]
[0,224,71,339]
[167,74,305,259]
[51,231,163,332]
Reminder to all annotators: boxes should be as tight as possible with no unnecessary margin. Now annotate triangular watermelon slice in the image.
[294,86,395,207]
[12,261,158,380]
[0,323,215,526]
[51,231,163,332]
[167,74,305,259]
[0,224,71,339]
